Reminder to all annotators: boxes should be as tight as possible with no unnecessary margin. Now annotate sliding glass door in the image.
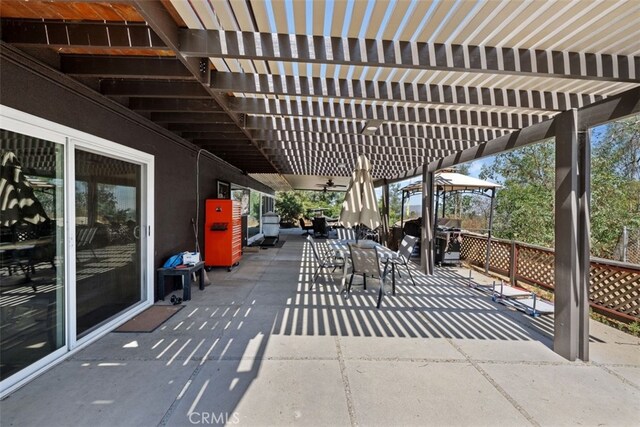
[0,129,66,382]
[1,106,154,396]
[74,150,143,337]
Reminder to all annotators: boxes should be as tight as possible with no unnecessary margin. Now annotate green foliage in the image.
[590,118,640,257]
[275,189,345,225]
[275,191,304,224]
[480,140,556,246]
[476,116,639,257]
[378,183,404,225]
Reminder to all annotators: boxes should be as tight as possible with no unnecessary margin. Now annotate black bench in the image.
[156,261,206,301]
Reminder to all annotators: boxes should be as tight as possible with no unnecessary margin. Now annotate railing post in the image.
[509,241,517,286]
[622,226,628,263]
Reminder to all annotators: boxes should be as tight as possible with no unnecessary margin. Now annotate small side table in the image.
[157,261,206,301]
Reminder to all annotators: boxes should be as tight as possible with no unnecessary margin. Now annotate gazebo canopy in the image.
[401,172,501,195]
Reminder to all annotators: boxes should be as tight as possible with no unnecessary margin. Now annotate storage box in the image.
[182,251,200,265]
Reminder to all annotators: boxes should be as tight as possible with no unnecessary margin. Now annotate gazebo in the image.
[400,172,501,271]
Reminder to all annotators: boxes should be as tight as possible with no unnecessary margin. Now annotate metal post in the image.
[485,188,496,273]
[554,108,587,361]
[382,179,390,246]
[421,164,435,275]
[434,188,440,233]
[400,190,406,235]
[578,123,591,361]
[442,191,447,218]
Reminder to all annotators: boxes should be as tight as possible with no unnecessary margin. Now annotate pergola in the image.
[1,0,639,362]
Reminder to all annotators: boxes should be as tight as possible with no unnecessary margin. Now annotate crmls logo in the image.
[188,412,240,425]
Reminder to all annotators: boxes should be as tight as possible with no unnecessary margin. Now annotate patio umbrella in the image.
[339,154,381,230]
[0,151,49,227]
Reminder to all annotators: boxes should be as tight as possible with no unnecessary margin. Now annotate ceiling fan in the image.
[316,178,347,192]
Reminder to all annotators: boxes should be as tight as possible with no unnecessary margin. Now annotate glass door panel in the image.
[74,150,142,337]
[0,129,65,381]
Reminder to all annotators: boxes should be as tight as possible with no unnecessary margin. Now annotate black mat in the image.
[114,305,183,333]
[250,238,286,248]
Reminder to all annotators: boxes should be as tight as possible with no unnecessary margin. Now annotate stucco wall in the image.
[0,47,274,288]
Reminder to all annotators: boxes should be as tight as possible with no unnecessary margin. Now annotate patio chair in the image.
[76,226,98,261]
[307,235,344,288]
[386,235,419,291]
[337,227,356,241]
[312,217,328,238]
[299,218,314,236]
[347,243,388,308]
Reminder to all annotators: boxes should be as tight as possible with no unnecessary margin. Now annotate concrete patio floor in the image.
[1,229,639,426]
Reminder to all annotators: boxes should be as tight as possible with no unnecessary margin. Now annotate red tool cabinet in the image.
[204,199,242,269]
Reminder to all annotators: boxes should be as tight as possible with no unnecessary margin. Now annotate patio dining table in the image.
[326,239,397,293]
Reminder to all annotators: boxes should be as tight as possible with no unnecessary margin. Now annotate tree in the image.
[480,139,556,246]
[275,191,303,225]
[378,183,403,226]
[590,117,640,257]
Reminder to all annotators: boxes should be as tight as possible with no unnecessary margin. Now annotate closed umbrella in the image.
[0,151,49,227]
[339,155,381,231]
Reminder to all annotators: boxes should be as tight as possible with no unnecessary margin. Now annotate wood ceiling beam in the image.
[0,18,168,50]
[211,72,601,111]
[61,56,192,79]
[256,141,460,156]
[229,97,553,129]
[101,80,211,98]
[128,98,223,112]
[178,29,638,83]
[181,132,248,140]
[149,112,236,123]
[131,1,279,174]
[167,123,242,132]
[253,132,473,151]
[245,118,508,142]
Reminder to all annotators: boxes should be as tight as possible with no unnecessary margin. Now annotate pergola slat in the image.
[211,71,602,111]
[244,117,509,141]
[177,29,639,83]
[230,98,553,129]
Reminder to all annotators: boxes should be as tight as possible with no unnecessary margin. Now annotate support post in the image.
[381,179,390,246]
[400,190,406,235]
[485,188,496,273]
[421,165,435,275]
[442,191,447,218]
[554,108,590,361]
[578,122,591,361]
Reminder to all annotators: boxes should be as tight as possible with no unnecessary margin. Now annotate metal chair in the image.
[336,227,356,241]
[312,217,328,237]
[347,243,388,308]
[299,218,314,235]
[307,235,344,288]
[386,235,419,291]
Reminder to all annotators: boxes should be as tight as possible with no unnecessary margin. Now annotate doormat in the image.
[261,239,286,248]
[114,305,184,333]
[249,239,286,248]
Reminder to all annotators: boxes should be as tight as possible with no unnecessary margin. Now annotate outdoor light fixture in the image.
[361,119,384,135]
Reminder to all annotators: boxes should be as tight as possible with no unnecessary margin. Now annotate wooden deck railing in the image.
[460,233,640,323]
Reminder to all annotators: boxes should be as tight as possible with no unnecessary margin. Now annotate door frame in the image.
[0,105,155,397]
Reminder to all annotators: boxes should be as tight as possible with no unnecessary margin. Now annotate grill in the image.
[435,227,462,265]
